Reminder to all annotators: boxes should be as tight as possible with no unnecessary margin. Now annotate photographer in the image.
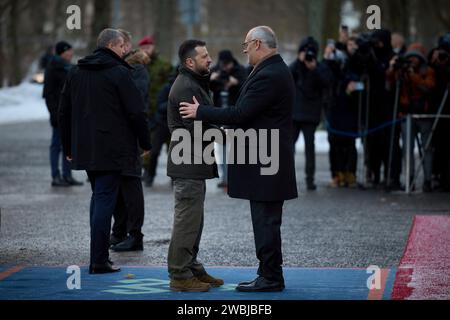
[210,50,247,108]
[290,37,332,190]
[347,31,393,188]
[387,43,436,192]
[324,36,360,188]
[429,34,450,191]
[210,50,247,189]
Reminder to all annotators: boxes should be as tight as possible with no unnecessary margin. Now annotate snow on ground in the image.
[0,82,333,153]
[0,83,48,125]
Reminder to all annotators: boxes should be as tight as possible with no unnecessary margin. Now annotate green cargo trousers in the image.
[168,178,207,280]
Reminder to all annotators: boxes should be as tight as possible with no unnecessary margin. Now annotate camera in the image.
[305,49,316,62]
[303,43,318,62]
[438,51,450,64]
[394,56,412,71]
[352,33,377,68]
[218,70,230,83]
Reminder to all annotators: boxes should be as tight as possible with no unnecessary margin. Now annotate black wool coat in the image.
[59,48,151,173]
[197,54,298,201]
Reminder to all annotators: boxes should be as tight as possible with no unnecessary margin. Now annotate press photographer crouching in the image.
[387,43,436,192]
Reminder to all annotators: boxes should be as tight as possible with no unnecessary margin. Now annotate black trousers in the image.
[293,121,317,183]
[366,131,389,183]
[328,134,357,174]
[86,171,121,265]
[112,176,145,238]
[148,124,171,179]
[250,200,284,283]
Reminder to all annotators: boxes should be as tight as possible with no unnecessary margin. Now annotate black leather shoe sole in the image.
[111,243,143,252]
[89,264,121,274]
[236,284,285,292]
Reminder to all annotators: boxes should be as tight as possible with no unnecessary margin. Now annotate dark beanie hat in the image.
[438,33,450,53]
[298,36,319,55]
[218,50,235,63]
[55,41,72,55]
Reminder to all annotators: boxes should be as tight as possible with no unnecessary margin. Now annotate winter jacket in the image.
[196,54,298,201]
[146,55,173,129]
[59,48,151,174]
[43,55,72,127]
[130,64,150,110]
[387,66,436,115]
[166,66,219,180]
[210,62,248,108]
[289,59,332,124]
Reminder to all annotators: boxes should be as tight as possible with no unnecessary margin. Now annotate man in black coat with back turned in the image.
[59,29,151,274]
[180,26,298,292]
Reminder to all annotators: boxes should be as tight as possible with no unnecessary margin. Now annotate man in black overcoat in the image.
[179,26,298,292]
[59,29,151,274]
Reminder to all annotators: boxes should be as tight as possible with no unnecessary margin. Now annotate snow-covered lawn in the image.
[0,83,48,125]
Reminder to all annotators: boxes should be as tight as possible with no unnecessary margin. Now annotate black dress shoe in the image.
[307,182,317,191]
[111,235,143,252]
[63,176,84,186]
[236,276,285,292]
[110,234,127,247]
[51,176,70,187]
[238,276,262,286]
[89,261,121,274]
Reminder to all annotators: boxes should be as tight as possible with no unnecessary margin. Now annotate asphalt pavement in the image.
[1,120,449,269]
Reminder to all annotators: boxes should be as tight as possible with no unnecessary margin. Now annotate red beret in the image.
[139,35,155,46]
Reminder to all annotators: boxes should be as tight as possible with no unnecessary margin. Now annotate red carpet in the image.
[392,215,450,300]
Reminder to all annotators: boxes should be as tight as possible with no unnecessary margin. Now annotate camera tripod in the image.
[357,74,370,189]
[407,82,450,194]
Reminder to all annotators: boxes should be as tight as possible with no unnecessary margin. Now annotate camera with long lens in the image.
[394,56,412,72]
[438,51,450,64]
[218,70,230,83]
[304,46,317,62]
[354,33,376,66]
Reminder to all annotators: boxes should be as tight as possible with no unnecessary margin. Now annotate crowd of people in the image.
[38,25,450,291]
[290,27,450,193]
[42,26,450,195]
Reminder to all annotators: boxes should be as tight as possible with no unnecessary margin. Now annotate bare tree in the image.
[89,0,112,51]
[432,0,450,28]
[0,0,9,87]
[5,0,22,86]
[154,0,175,61]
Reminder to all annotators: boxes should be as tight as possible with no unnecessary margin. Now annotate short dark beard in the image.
[193,64,210,76]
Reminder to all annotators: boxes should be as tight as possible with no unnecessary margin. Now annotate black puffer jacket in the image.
[59,48,151,173]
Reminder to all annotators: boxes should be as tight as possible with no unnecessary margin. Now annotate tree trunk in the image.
[322,0,343,48]
[154,0,175,61]
[89,0,112,51]
[0,1,6,87]
[6,0,21,86]
[306,0,326,45]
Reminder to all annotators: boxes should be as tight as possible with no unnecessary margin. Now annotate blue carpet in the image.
[0,266,396,300]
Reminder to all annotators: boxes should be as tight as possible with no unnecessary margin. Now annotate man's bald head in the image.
[247,26,278,49]
[244,26,278,66]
